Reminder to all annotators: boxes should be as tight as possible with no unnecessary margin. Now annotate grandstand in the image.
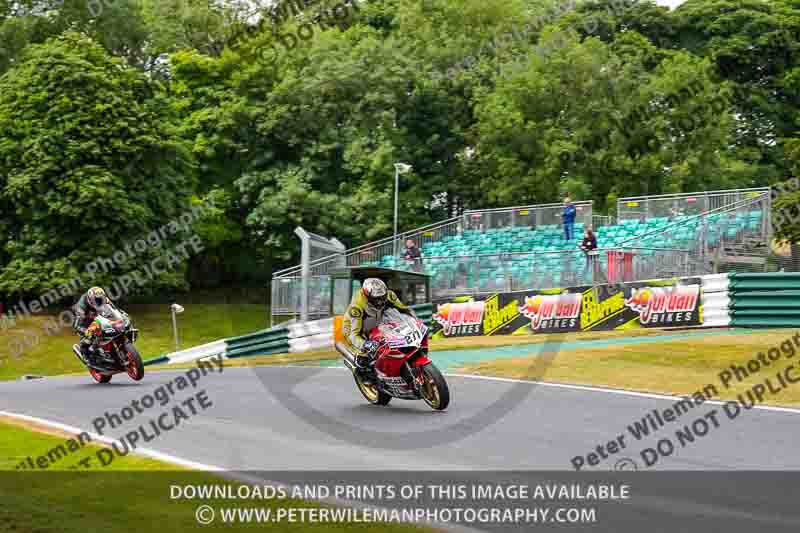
[271,188,772,321]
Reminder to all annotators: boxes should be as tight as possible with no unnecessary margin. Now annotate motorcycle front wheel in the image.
[89,368,112,384]
[354,371,392,406]
[123,342,144,381]
[420,363,450,411]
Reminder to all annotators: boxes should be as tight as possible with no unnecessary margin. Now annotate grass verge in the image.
[0,419,426,533]
[152,327,695,371]
[0,304,268,381]
[458,329,800,407]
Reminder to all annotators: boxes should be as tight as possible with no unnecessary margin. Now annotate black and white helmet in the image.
[362,278,388,310]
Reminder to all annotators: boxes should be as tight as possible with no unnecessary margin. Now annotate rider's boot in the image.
[355,354,377,384]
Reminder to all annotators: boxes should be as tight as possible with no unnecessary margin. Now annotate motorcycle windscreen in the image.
[95,304,127,333]
[378,309,428,349]
[96,304,122,321]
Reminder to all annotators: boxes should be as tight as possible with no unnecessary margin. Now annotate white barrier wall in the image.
[701,273,731,327]
[167,339,228,364]
[288,317,335,353]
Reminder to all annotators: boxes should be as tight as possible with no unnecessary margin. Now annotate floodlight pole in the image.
[393,163,411,258]
[394,167,400,257]
[170,303,184,352]
[295,227,310,322]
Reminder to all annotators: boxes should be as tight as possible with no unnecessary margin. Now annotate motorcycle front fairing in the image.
[93,304,138,345]
[370,309,431,395]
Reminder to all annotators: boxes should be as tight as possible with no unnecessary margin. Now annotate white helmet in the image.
[362,278,388,310]
[86,287,107,310]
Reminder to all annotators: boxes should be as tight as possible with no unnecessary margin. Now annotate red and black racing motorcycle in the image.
[72,305,144,384]
[338,308,450,411]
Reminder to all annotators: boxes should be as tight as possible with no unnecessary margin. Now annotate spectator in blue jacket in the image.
[562,196,577,240]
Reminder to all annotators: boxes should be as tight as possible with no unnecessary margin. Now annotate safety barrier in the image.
[143,339,228,366]
[157,277,778,366]
[700,273,731,327]
[225,325,291,358]
[286,303,436,353]
[288,317,335,353]
[729,272,800,327]
[143,303,437,366]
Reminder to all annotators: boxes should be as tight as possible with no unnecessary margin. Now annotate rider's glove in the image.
[362,340,380,356]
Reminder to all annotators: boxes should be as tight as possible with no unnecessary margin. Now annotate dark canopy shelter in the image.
[328,266,431,316]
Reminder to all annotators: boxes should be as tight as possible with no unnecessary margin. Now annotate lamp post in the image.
[393,162,412,258]
[170,303,184,352]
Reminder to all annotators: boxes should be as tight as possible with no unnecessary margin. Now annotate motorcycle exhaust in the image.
[73,344,119,374]
[72,345,87,365]
[335,342,356,371]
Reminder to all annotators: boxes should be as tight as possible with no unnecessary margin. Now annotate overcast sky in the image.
[656,0,687,8]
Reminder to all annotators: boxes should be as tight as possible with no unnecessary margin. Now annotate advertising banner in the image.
[430,278,703,338]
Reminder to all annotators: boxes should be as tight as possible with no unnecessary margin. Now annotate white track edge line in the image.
[264,364,800,415]
[0,409,479,533]
[446,373,800,414]
[0,410,225,471]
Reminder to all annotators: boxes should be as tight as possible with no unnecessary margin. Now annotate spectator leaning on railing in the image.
[580,226,598,279]
[402,239,422,272]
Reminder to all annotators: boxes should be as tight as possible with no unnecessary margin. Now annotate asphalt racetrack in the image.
[3,365,800,470]
[5,365,800,532]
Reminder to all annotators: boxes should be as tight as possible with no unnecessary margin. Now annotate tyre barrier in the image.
[288,317,335,353]
[141,300,513,365]
[701,273,731,327]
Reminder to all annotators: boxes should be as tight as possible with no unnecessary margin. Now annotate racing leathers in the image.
[72,293,119,363]
[342,288,414,367]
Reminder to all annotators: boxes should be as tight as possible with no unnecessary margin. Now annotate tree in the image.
[675,0,800,183]
[0,33,194,298]
[472,28,745,211]
[773,140,800,243]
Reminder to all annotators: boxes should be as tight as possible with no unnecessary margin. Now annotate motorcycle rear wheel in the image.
[123,343,145,381]
[420,363,450,411]
[354,372,392,406]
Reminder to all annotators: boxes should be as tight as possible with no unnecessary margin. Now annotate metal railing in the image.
[617,187,771,223]
[461,201,593,232]
[614,192,773,275]
[272,201,595,281]
[271,274,332,321]
[591,215,615,229]
[272,216,463,280]
[419,246,693,298]
[270,245,694,320]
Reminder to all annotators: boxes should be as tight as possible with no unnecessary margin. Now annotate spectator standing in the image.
[562,196,577,240]
[402,239,422,272]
